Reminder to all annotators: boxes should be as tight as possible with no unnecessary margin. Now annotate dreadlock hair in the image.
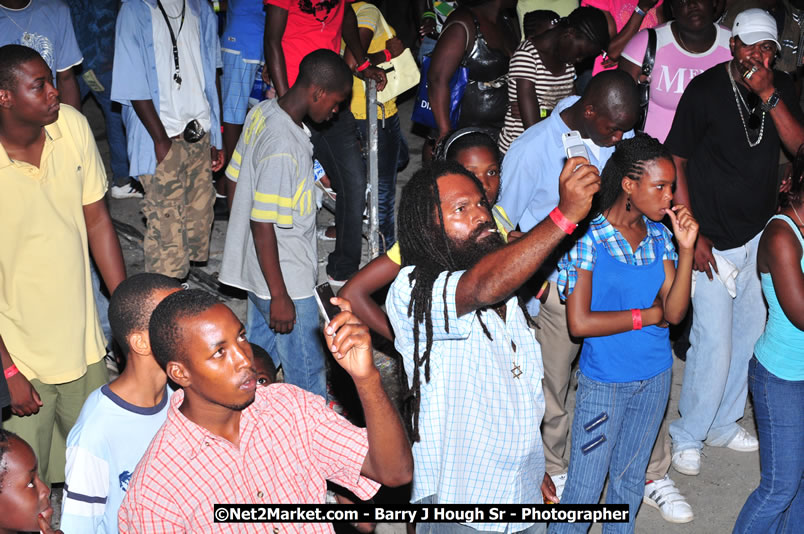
[780,144,804,209]
[596,133,673,216]
[396,160,534,441]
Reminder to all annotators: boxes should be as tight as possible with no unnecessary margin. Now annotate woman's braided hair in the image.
[596,133,672,215]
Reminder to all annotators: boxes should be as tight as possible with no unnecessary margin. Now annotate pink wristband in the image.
[4,364,19,379]
[631,309,643,330]
[356,58,371,72]
[383,49,392,63]
[549,207,578,235]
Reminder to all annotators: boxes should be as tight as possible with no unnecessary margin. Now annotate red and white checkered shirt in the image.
[118,384,380,533]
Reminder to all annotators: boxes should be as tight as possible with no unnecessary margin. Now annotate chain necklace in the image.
[674,22,715,54]
[727,61,765,148]
[793,206,804,227]
[1,5,35,47]
[491,306,523,379]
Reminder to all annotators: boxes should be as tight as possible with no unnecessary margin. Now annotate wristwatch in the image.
[761,91,781,112]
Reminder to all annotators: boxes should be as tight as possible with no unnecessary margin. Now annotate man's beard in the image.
[448,221,506,270]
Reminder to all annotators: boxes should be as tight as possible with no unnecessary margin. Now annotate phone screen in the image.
[314,282,341,323]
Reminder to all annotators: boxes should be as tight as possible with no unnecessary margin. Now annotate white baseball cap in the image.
[732,8,780,50]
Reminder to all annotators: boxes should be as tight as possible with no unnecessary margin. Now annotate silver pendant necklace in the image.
[727,61,765,148]
[1,6,35,46]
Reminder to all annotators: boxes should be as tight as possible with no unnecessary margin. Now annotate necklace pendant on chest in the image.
[511,363,523,379]
[21,32,32,46]
[174,73,182,88]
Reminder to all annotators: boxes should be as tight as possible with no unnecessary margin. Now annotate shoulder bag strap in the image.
[642,28,657,78]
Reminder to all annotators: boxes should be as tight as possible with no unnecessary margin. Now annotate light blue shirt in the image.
[61,384,172,534]
[0,0,83,81]
[387,268,545,533]
[755,214,804,380]
[499,95,633,313]
[111,0,222,177]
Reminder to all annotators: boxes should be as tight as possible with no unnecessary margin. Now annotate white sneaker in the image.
[551,472,568,501]
[110,179,144,199]
[724,427,759,452]
[672,449,701,476]
[644,475,694,523]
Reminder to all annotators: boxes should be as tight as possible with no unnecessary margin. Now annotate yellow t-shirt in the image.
[0,105,107,384]
[348,2,399,120]
[386,205,514,266]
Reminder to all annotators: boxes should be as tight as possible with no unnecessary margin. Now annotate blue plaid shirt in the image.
[557,214,678,298]
[387,268,545,532]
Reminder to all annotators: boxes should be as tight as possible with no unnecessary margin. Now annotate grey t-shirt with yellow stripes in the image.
[220,98,317,300]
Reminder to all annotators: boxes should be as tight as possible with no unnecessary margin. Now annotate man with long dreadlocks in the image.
[386,158,600,533]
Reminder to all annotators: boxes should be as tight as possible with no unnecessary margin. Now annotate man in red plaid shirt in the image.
[118,289,412,532]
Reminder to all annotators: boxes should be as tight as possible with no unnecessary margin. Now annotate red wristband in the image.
[356,58,371,72]
[383,49,392,63]
[631,309,643,330]
[549,207,578,235]
[4,364,19,379]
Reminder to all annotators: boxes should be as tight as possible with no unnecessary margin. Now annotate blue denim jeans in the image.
[246,293,327,399]
[734,357,804,534]
[310,109,367,280]
[357,113,403,252]
[549,369,671,534]
[670,232,766,452]
[90,262,111,347]
[78,70,130,185]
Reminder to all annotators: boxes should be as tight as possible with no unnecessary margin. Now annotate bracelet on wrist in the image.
[356,58,371,72]
[4,364,19,379]
[634,6,647,16]
[421,11,436,20]
[383,49,392,63]
[549,207,578,235]
[631,309,643,330]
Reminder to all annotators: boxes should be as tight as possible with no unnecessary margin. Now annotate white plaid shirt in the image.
[387,268,545,533]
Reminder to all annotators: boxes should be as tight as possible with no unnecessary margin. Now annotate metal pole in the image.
[366,79,380,259]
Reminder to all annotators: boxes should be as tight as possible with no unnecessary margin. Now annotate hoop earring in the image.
[626,195,631,212]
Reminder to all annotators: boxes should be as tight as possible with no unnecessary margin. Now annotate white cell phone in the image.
[314,282,341,323]
[562,130,589,160]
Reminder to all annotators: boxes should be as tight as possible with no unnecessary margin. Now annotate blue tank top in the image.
[754,214,804,380]
[580,233,672,383]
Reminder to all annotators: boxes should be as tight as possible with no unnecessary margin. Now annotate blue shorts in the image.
[221,49,262,125]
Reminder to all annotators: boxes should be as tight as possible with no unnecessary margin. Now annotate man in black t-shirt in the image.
[665,8,804,477]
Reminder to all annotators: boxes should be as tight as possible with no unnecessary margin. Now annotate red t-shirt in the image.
[265,0,352,87]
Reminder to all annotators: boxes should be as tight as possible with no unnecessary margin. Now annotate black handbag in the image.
[636,29,657,133]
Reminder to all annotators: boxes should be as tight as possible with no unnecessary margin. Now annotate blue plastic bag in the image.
[411,55,468,130]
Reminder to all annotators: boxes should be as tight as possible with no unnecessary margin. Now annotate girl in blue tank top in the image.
[734,148,804,534]
[550,135,698,534]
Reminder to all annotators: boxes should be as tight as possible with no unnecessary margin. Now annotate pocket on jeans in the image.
[575,372,600,406]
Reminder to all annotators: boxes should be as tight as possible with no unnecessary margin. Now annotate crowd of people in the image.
[1,0,803,533]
